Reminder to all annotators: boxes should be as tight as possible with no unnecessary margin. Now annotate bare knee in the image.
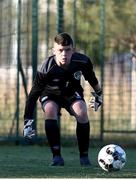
[44,101,59,119]
[71,100,89,123]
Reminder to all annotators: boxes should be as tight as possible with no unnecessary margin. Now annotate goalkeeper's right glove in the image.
[23,119,35,140]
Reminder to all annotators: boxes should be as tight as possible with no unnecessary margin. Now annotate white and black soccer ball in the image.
[98,144,126,172]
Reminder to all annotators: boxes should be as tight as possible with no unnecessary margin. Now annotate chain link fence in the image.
[0,0,135,145]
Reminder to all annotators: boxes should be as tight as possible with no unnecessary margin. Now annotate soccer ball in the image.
[98,144,126,172]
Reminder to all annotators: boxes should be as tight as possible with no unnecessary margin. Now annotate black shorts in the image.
[39,91,85,116]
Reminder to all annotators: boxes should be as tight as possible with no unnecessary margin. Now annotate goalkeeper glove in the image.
[23,119,35,139]
[89,90,103,111]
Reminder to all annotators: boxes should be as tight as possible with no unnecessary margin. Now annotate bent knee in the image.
[71,101,89,123]
[44,101,59,118]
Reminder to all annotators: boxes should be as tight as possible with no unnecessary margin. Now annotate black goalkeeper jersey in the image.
[24,52,98,119]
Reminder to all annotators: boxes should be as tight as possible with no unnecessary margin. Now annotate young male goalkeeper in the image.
[23,32,102,166]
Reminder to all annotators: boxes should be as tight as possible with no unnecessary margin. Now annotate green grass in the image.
[0,145,135,178]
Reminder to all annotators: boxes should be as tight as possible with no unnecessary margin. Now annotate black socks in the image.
[45,119,61,157]
[76,121,90,157]
[45,119,90,158]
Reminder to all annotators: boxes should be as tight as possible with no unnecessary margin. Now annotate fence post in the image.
[99,0,105,142]
[32,0,38,137]
[72,0,77,45]
[56,0,64,33]
[16,0,21,144]
[45,0,50,57]
[131,52,136,129]
[56,0,64,140]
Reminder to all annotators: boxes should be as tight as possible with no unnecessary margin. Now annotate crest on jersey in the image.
[74,71,82,80]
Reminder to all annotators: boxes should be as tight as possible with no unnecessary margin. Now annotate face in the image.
[53,42,74,67]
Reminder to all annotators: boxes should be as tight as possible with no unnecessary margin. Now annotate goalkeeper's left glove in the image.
[23,119,35,140]
[88,90,103,111]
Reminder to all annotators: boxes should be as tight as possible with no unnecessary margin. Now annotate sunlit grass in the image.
[0,145,135,178]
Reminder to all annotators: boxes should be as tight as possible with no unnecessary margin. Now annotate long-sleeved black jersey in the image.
[24,52,98,119]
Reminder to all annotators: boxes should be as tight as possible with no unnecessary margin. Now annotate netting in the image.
[0,0,136,143]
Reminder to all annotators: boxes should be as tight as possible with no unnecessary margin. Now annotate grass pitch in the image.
[0,145,135,178]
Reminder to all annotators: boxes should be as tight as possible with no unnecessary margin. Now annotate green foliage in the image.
[65,0,136,63]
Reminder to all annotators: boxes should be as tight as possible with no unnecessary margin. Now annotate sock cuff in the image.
[77,121,89,126]
[45,119,57,121]
[45,119,58,125]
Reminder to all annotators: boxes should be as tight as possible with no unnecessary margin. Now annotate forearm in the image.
[24,90,39,119]
[24,71,46,119]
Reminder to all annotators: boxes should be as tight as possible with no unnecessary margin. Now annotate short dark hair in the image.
[54,32,73,46]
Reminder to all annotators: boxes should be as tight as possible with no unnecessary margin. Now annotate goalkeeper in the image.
[23,32,102,166]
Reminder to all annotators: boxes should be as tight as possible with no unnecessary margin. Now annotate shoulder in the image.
[38,55,55,74]
[71,52,91,64]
